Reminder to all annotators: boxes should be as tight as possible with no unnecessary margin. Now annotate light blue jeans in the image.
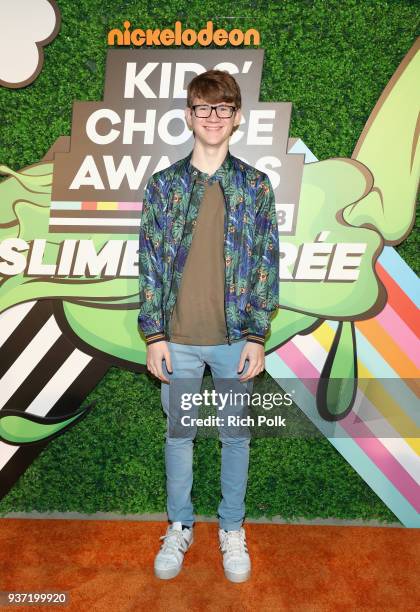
[161,339,254,531]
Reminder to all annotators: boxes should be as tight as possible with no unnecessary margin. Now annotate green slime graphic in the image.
[0,408,91,444]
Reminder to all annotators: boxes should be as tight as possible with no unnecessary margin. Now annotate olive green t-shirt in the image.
[169,179,229,345]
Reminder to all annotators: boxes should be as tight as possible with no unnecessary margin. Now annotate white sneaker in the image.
[154,522,193,580]
[219,527,251,583]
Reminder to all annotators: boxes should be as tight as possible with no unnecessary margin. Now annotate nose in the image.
[208,107,221,121]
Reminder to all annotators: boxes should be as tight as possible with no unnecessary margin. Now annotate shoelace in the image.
[159,529,189,555]
[220,530,248,557]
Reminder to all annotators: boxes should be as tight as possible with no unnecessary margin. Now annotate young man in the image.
[138,70,279,582]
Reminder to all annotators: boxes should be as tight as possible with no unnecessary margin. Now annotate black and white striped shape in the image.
[0,300,109,500]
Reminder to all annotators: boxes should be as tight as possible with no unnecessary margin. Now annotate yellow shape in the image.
[97,202,118,210]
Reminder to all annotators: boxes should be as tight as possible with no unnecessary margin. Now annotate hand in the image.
[237,341,265,382]
[146,340,173,383]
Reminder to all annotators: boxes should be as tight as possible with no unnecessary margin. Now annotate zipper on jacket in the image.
[224,253,231,345]
[165,250,176,340]
[222,188,231,345]
[166,290,175,340]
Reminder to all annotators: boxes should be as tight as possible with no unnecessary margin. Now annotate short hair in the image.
[187,69,242,110]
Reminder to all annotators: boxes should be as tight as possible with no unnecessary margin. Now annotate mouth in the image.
[204,126,223,131]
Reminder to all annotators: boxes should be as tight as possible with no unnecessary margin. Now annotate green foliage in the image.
[0,0,417,520]
[0,369,397,523]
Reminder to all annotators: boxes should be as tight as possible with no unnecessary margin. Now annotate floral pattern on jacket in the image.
[138,149,280,346]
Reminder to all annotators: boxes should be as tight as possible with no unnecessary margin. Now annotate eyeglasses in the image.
[191,104,237,118]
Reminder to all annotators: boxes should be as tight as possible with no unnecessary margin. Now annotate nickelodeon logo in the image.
[108,20,260,47]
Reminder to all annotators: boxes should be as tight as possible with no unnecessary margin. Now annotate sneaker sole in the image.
[154,565,183,580]
[224,568,251,583]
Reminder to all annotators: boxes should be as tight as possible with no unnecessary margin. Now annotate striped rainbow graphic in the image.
[266,141,420,528]
[49,201,142,233]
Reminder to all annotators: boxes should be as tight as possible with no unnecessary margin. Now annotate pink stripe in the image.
[118,202,142,210]
[340,414,420,511]
[375,304,420,369]
[277,340,420,511]
[276,341,318,394]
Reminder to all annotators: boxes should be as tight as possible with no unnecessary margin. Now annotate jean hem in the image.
[168,518,195,526]
[219,521,244,531]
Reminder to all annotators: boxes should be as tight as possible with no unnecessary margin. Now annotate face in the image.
[185,96,241,147]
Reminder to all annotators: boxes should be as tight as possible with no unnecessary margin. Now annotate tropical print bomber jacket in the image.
[138,149,280,346]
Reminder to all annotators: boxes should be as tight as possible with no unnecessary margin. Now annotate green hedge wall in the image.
[0,0,418,521]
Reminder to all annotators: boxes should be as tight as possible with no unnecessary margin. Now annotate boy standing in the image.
[138,70,279,582]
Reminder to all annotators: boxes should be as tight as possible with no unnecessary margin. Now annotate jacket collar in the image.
[183,148,234,186]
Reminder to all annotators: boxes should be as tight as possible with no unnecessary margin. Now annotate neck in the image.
[190,141,229,175]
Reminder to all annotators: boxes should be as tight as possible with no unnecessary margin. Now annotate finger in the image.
[239,370,254,382]
[247,358,264,378]
[149,363,158,378]
[148,360,165,382]
[156,361,169,384]
[239,360,259,381]
[252,360,264,376]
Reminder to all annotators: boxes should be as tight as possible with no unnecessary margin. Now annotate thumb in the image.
[165,351,173,374]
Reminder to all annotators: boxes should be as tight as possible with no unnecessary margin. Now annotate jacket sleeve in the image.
[246,173,280,346]
[138,175,166,345]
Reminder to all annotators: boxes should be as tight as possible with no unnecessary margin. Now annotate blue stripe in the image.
[378,247,420,307]
[324,322,420,427]
[51,201,82,210]
[266,354,419,527]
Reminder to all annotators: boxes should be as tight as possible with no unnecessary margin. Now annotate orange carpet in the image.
[1,519,419,611]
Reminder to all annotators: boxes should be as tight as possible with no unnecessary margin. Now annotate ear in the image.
[234,107,242,127]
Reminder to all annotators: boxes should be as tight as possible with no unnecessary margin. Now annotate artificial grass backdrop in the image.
[0,0,418,521]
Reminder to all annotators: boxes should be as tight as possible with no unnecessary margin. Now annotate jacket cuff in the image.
[144,331,167,345]
[246,332,266,346]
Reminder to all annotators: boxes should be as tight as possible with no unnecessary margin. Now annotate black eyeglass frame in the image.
[190,104,237,118]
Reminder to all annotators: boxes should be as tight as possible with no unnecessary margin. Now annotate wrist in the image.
[144,331,167,345]
[246,332,266,346]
